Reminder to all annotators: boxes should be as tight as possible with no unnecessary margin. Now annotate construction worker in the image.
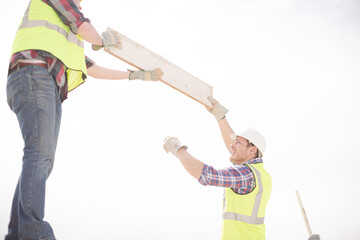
[163,97,272,240]
[5,0,163,239]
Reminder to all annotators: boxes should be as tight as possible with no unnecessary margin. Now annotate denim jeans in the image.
[6,65,62,240]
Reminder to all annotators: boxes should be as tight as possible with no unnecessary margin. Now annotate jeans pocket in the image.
[7,72,24,113]
[28,67,53,92]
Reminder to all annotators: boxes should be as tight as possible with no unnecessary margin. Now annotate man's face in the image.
[229,136,255,164]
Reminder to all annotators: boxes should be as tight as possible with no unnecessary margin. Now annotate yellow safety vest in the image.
[11,0,87,92]
[222,163,272,240]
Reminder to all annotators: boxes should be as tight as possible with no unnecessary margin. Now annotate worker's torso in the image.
[222,162,272,240]
[11,0,87,91]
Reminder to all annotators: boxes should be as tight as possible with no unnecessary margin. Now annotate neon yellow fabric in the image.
[11,0,87,91]
[222,163,272,240]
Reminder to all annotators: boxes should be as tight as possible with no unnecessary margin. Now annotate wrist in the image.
[92,37,104,51]
[128,70,137,80]
[215,114,225,121]
[175,145,188,157]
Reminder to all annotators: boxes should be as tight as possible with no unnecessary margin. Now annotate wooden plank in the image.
[104,33,213,107]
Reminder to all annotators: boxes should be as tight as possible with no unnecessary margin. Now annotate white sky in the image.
[1,0,360,239]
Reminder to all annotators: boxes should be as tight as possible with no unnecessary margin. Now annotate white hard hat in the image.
[231,128,266,156]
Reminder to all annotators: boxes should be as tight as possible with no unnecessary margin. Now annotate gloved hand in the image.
[129,68,164,81]
[92,27,122,51]
[206,96,229,121]
[163,136,188,156]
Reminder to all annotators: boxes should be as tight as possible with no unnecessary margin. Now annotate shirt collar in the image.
[243,158,263,165]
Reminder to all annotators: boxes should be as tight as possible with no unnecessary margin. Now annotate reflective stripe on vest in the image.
[18,2,84,49]
[222,163,271,240]
[222,166,264,225]
[11,0,87,92]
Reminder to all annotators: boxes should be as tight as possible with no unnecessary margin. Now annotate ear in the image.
[249,146,258,158]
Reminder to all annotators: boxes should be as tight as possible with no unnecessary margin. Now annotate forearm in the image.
[87,64,130,80]
[176,148,204,180]
[77,22,103,46]
[218,117,235,152]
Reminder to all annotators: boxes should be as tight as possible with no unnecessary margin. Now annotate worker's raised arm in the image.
[206,97,234,152]
[87,64,164,81]
[78,25,122,51]
[87,64,130,79]
[77,22,103,46]
[46,0,104,47]
[163,137,204,180]
[217,117,235,153]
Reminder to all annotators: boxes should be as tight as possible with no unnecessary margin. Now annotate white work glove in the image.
[129,68,164,81]
[206,96,229,121]
[163,136,188,156]
[92,27,122,51]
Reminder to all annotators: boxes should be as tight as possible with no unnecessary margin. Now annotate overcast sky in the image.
[1,0,360,239]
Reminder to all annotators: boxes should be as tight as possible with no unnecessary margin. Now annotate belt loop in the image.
[16,63,21,71]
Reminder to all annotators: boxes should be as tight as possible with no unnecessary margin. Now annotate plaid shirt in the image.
[9,0,94,102]
[198,158,263,194]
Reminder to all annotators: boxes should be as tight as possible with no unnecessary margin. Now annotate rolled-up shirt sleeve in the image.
[44,0,90,34]
[198,164,256,194]
[85,56,95,69]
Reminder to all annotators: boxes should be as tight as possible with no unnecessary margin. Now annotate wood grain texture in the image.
[104,33,213,107]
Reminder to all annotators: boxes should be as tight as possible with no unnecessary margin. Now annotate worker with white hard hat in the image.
[164,96,272,240]
[5,0,163,239]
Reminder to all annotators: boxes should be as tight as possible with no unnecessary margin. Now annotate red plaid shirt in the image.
[198,158,263,194]
[9,0,94,102]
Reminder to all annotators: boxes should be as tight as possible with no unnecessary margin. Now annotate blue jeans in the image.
[6,65,62,240]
